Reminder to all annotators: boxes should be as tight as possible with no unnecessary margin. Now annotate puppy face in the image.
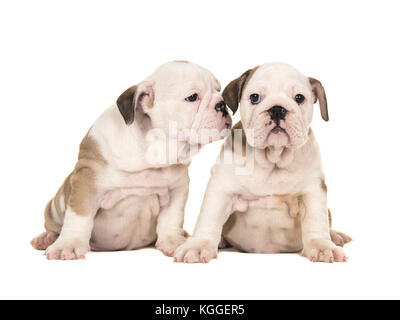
[223,63,328,149]
[117,61,232,144]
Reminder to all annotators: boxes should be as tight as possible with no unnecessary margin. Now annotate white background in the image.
[1,0,399,300]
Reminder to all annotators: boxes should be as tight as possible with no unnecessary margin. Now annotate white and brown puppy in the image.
[31,61,231,260]
[174,62,351,263]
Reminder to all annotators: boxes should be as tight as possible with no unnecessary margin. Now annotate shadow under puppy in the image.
[31,61,232,260]
[174,62,351,263]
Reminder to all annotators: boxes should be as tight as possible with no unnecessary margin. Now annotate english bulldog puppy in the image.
[31,61,232,260]
[174,62,351,263]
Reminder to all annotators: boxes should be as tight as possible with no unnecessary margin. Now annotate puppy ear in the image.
[309,77,329,121]
[116,81,154,126]
[222,68,256,115]
[117,85,137,125]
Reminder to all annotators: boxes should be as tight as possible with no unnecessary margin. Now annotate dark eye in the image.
[295,94,305,105]
[185,93,198,102]
[250,93,261,105]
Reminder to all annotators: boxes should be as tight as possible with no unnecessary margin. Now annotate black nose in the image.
[267,106,287,123]
[215,101,228,118]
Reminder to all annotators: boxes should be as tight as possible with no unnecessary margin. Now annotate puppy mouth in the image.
[270,126,286,134]
[266,124,289,144]
[267,123,288,137]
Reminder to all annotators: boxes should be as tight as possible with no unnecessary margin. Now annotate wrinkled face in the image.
[147,62,231,141]
[223,63,328,150]
[117,61,232,148]
[242,64,313,149]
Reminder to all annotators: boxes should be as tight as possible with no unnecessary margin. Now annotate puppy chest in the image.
[121,166,186,188]
[98,166,187,210]
[239,167,302,196]
[101,165,187,192]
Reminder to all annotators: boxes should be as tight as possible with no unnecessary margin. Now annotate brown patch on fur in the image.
[328,208,332,228]
[278,194,303,218]
[43,132,107,233]
[183,230,190,239]
[222,66,259,115]
[68,134,107,216]
[321,178,328,193]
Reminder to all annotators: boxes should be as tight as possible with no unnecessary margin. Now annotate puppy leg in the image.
[301,184,347,263]
[155,183,189,257]
[32,175,71,250]
[45,208,95,260]
[45,167,99,260]
[174,178,234,263]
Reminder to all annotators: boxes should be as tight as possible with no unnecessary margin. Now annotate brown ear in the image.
[116,82,154,126]
[222,67,257,115]
[117,85,137,125]
[309,77,329,121]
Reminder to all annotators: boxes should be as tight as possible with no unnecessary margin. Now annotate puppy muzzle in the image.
[188,94,232,145]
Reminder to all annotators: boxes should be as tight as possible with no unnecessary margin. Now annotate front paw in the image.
[155,234,186,257]
[174,238,218,264]
[45,238,90,260]
[302,239,347,263]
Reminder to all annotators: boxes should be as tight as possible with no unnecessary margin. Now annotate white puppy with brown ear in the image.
[174,62,351,263]
[31,61,232,260]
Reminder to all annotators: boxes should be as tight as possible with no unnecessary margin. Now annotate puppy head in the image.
[223,62,328,149]
[117,61,231,142]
